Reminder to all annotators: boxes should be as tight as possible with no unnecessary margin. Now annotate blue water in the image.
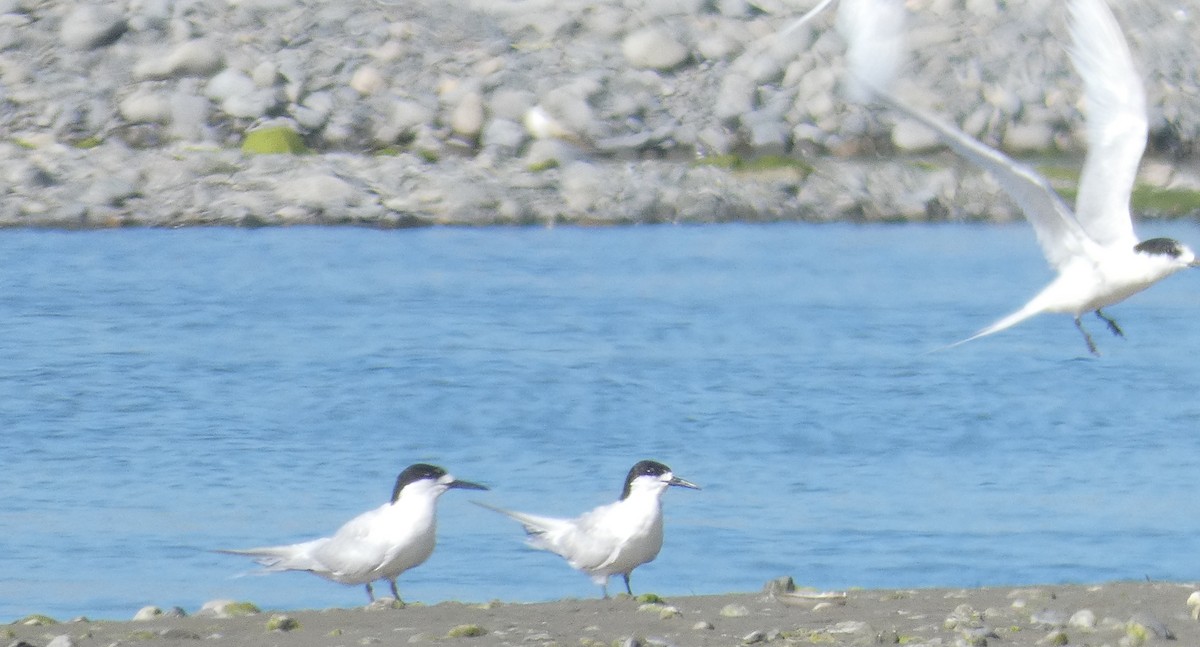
[3,223,1200,621]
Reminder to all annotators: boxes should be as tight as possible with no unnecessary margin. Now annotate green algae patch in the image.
[445,623,487,638]
[635,593,664,605]
[16,614,57,626]
[1034,163,1200,216]
[694,154,813,176]
[526,158,559,172]
[266,614,300,632]
[241,126,309,155]
[1131,186,1200,215]
[223,601,262,617]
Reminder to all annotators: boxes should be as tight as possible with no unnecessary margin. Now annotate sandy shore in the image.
[7,580,1198,646]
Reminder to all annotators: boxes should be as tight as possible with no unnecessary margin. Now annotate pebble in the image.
[1127,611,1174,640]
[60,4,126,50]
[132,606,162,621]
[450,91,486,139]
[719,604,750,618]
[350,66,387,95]
[134,40,224,80]
[621,27,690,71]
[1068,608,1097,629]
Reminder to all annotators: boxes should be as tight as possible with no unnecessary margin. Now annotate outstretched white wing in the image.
[1068,0,1146,251]
[839,0,1098,271]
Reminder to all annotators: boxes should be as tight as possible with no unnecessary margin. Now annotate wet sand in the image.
[6,580,1198,646]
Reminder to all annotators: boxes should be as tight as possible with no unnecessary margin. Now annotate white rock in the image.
[350,65,386,95]
[715,74,755,123]
[133,606,163,621]
[251,61,279,87]
[480,118,527,152]
[695,32,741,61]
[524,139,582,169]
[1002,121,1054,152]
[560,161,605,211]
[135,40,223,79]
[205,68,256,102]
[380,99,435,140]
[523,106,574,140]
[1187,591,1200,620]
[169,92,211,140]
[745,117,790,155]
[450,91,485,138]
[119,91,172,124]
[222,90,278,119]
[1068,608,1097,629]
[276,174,358,211]
[891,118,941,152]
[60,4,126,49]
[46,635,74,647]
[292,91,334,130]
[622,27,690,71]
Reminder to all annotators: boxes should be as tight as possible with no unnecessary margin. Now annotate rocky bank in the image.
[2,0,1199,228]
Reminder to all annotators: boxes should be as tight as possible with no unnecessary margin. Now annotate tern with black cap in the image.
[219,463,487,603]
[840,0,1199,355]
[477,460,698,598]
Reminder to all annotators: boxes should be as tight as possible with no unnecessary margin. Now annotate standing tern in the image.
[219,463,487,603]
[841,0,1199,355]
[476,460,699,598]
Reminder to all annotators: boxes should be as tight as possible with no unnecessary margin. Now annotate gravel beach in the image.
[7,580,1200,646]
[3,0,1200,227]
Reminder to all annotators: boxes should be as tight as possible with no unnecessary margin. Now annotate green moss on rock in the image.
[241,126,309,155]
[445,623,487,638]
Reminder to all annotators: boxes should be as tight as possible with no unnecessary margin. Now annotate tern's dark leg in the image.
[601,582,610,599]
[365,582,376,602]
[1074,316,1100,356]
[389,579,401,602]
[623,574,633,596]
[1094,309,1124,337]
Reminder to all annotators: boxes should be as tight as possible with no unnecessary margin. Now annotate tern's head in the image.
[620,460,700,500]
[1134,237,1199,268]
[391,463,488,503]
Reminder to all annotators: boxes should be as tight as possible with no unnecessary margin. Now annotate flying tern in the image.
[841,0,1199,355]
[477,460,698,598]
[219,463,487,603]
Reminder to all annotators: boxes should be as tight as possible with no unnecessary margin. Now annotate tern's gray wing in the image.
[1067,0,1145,251]
[837,0,1097,270]
[877,90,1096,269]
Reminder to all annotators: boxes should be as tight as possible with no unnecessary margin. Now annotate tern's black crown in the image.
[1134,237,1184,258]
[392,463,448,502]
[620,460,674,499]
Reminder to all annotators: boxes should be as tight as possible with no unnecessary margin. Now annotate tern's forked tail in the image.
[939,303,1046,352]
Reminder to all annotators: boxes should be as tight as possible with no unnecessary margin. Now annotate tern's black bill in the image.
[450,479,489,491]
[669,476,700,490]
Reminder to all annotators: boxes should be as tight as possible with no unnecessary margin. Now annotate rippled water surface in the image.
[3,223,1200,621]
